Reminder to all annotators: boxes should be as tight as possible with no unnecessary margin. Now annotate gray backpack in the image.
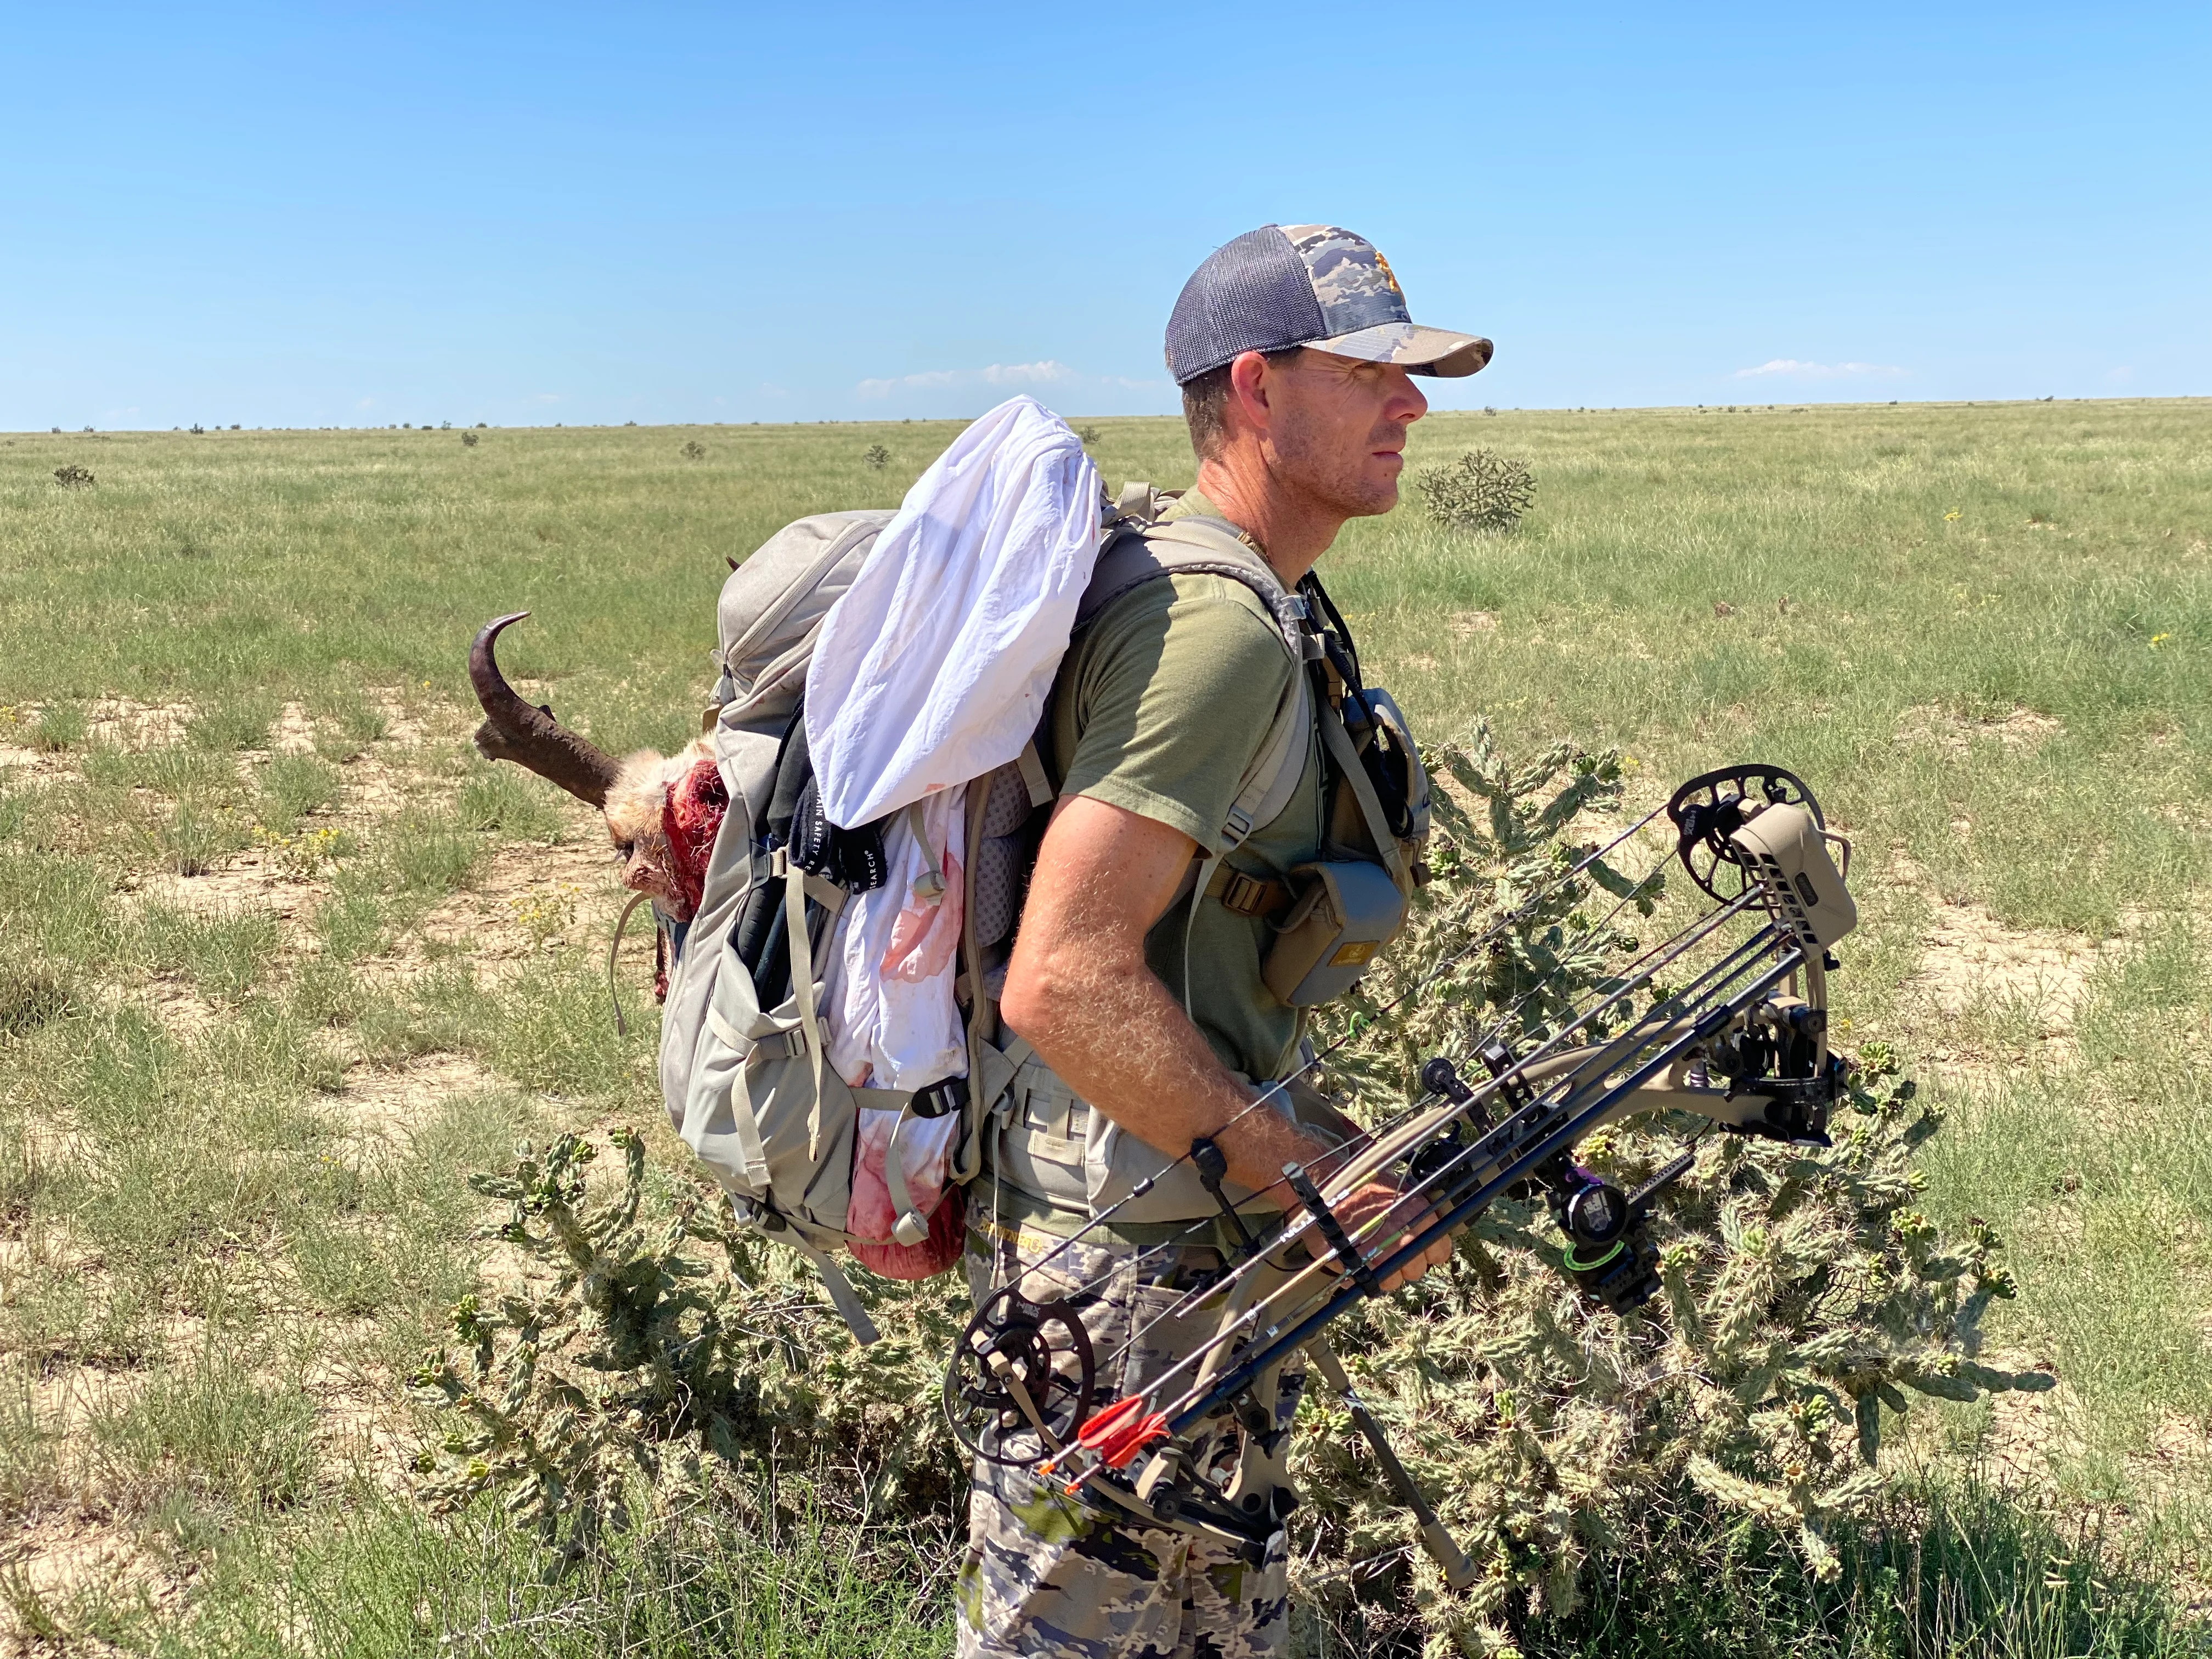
[661,488,1390,1340]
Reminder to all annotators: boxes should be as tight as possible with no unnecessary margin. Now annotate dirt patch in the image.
[297,1314,417,1483]
[1907,898,2129,1054]
[144,981,224,1040]
[84,697,195,752]
[1977,1370,2081,1492]
[1897,703,2062,754]
[0,1512,180,1653]
[322,1053,500,1143]
[330,747,413,816]
[270,701,317,757]
[0,708,85,782]
[413,836,625,981]
[2135,1413,2212,1494]
[368,690,434,749]
[137,848,328,923]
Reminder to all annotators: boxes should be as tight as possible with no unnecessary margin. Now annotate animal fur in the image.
[603,736,724,921]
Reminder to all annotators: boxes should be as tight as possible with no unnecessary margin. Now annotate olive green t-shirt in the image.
[1047,489,1326,1083]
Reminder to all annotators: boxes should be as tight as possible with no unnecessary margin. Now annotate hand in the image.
[1319,1181,1453,1293]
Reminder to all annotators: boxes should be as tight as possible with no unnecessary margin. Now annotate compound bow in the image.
[943,762,1858,1582]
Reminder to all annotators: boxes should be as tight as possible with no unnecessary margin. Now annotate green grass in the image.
[1508,1478,2202,1659]
[257,753,341,832]
[2,405,2209,1650]
[456,763,568,840]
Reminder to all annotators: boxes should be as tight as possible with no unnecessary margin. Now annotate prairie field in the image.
[2,400,2210,1655]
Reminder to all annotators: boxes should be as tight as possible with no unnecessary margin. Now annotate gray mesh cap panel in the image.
[1165,227,1326,384]
[1165,224,1492,385]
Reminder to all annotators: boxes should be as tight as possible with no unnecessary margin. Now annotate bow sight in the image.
[946,763,1859,1582]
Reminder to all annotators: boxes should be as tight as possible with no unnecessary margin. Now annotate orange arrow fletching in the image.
[1077,1397,1169,1470]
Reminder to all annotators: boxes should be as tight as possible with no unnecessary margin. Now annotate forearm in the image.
[1005,947,1327,1201]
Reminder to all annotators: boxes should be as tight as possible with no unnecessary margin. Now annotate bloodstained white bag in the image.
[805,394,1101,830]
[821,786,968,1092]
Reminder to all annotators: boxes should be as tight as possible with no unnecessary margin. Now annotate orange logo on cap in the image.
[1372,252,1403,295]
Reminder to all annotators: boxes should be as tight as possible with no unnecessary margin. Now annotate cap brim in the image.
[1309,321,1493,377]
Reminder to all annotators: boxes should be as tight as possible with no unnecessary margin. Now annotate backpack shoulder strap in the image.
[1074,517,1322,668]
[1069,515,1316,859]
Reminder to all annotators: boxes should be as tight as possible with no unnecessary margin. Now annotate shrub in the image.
[863,444,890,470]
[680,440,707,461]
[53,464,94,489]
[1419,448,1537,533]
[1077,425,1102,445]
[409,1128,964,1566]
[1290,727,2046,1646]
[461,431,479,448]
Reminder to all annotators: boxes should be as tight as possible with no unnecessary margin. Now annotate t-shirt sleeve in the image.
[1058,579,1295,849]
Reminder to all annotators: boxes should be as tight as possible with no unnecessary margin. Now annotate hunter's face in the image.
[1267,351,1429,519]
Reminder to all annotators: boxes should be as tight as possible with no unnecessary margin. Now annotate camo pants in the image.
[956,1219,1298,1659]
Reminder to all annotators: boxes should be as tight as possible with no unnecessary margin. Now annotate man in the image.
[962,224,1493,1658]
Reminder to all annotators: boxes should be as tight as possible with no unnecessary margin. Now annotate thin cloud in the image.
[1733,359,1906,380]
[855,360,1076,400]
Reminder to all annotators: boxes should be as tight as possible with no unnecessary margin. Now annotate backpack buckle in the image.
[911,1075,970,1120]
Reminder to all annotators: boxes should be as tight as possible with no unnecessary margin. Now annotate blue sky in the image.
[2,3,2204,428]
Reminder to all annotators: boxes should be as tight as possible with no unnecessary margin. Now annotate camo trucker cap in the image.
[1165,224,1493,385]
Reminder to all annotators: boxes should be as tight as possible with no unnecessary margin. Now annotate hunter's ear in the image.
[1227,351,1279,434]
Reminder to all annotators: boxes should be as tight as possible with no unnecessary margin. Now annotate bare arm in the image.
[1000,794,1448,1290]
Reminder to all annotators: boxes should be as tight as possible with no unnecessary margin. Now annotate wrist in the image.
[1215,1108,1334,1204]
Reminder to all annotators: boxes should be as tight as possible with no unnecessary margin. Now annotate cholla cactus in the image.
[407,1128,967,1564]
[1319,727,1659,1113]
[1293,724,2051,1651]
[1417,449,1536,533]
